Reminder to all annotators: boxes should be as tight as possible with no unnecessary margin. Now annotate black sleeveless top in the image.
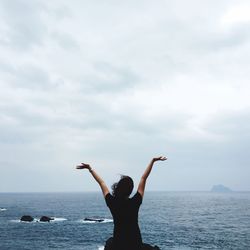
[105,192,143,250]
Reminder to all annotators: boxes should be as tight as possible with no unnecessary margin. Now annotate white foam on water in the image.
[80,219,96,224]
[10,217,67,223]
[11,218,40,223]
[10,219,21,223]
[0,208,7,211]
[52,217,67,222]
[98,246,104,250]
[102,218,113,223]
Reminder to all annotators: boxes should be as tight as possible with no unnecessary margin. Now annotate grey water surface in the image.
[0,192,249,250]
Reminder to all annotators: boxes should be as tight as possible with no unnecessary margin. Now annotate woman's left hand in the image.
[153,156,167,162]
[76,163,91,170]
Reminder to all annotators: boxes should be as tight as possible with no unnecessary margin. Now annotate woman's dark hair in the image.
[111,175,134,199]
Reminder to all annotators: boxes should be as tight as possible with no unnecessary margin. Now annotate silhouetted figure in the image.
[76,156,167,250]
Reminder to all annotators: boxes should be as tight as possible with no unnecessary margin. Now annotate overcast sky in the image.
[0,0,250,192]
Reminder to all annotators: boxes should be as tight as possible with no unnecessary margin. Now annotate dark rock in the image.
[21,215,34,222]
[84,217,104,222]
[40,216,54,222]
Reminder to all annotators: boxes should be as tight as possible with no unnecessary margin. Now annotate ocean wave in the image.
[52,217,67,222]
[10,220,21,223]
[79,218,113,224]
[0,208,7,211]
[98,246,104,250]
[10,217,67,223]
[10,217,112,224]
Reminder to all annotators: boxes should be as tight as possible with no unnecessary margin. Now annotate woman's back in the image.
[76,156,167,250]
[105,192,143,250]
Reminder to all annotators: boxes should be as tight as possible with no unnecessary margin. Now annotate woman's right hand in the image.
[76,163,91,170]
[153,156,167,162]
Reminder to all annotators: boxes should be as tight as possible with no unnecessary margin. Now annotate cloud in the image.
[0,0,47,50]
[0,0,250,192]
[221,2,250,27]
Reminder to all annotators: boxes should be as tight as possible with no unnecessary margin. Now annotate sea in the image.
[0,192,250,250]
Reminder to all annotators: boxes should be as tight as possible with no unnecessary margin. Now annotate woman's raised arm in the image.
[137,156,167,198]
[76,163,109,197]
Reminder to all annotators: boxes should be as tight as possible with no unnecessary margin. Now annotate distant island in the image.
[211,184,232,192]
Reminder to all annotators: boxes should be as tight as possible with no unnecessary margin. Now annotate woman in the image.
[76,156,167,250]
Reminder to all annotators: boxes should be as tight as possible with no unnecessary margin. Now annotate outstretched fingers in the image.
[154,156,167,161]
[76,163,90,169]
[160,156,167,161]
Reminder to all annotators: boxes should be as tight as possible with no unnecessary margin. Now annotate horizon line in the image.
[0,190,250,193]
